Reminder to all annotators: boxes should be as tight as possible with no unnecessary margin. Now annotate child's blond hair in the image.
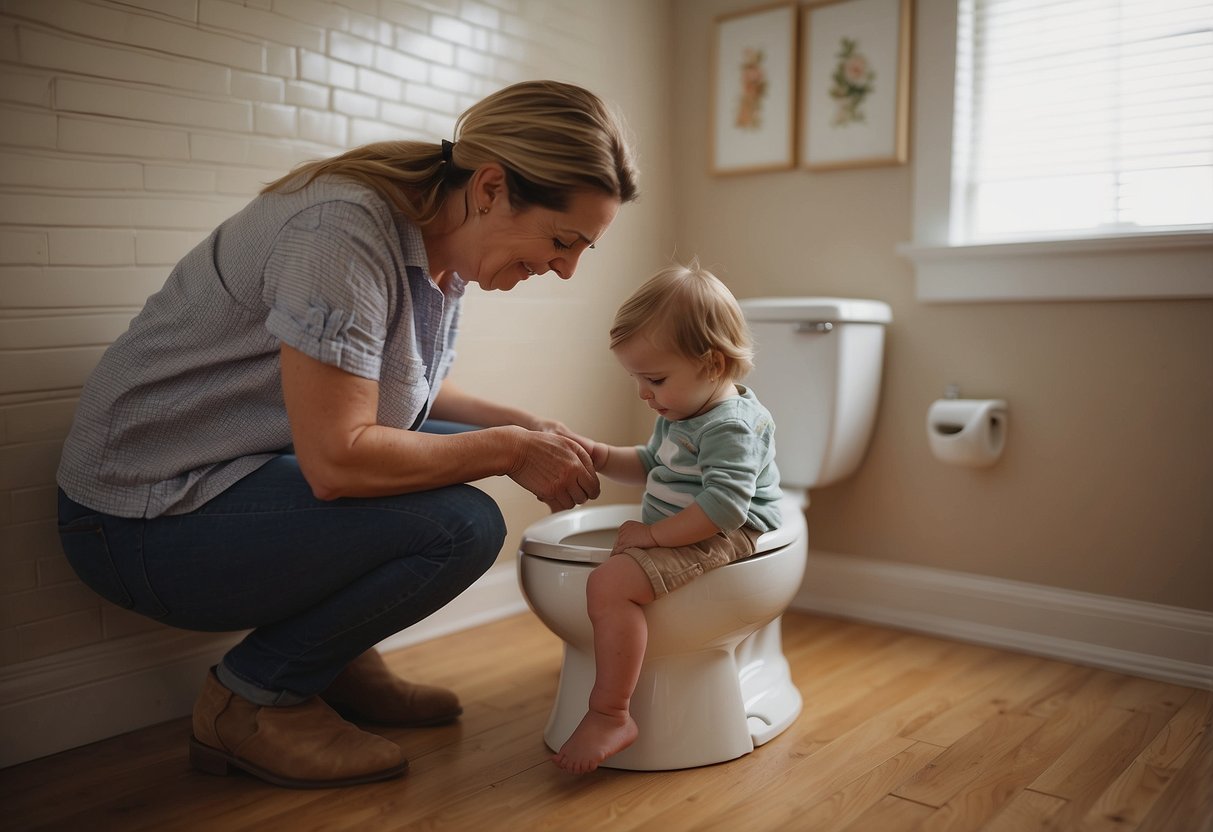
[610,259,753,378]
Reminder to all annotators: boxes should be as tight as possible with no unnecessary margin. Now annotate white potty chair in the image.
[517,494,807,770]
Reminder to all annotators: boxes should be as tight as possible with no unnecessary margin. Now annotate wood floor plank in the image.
[980,789,1070,832]
[799,632,975,713]
[1079,690,1212,832]
[838,794,938,831]
[894,712,1047,808]
[628,645,1018,832]
[783,618,904,677]
[785,741,945,832]
[554,739,831,832]
[801,642,1004,746]
[1018,664,1116,716]
[913,668,1136,832]
[663,736,921,831]
[905,655,1072,747]
[2,610,1208,832]
[410,756,656,831]
[588,734,843,831]
[778,612,859,653]
[1135,717,1213,832]
[1030,678,1188,800]
[1026,677,1190,831]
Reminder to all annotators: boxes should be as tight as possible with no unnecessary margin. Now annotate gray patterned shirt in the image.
[58,176,464,518]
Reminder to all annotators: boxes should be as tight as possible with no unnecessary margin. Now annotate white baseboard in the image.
[792,550,1213,690]
[0,566,527,769]
[0,629,244,769]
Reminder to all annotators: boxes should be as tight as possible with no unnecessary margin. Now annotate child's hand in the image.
[612,520,658,552]
[561,431,609,471]
[587,441,609,471]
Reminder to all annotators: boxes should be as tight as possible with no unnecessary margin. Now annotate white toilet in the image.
[517,296,892,770]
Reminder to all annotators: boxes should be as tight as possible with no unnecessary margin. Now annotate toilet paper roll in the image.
[926,398,1007,467]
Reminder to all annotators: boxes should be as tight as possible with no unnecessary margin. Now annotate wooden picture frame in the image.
[710,2,799,175]
[801,0,912,170]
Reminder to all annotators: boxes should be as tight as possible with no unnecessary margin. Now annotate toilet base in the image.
[520,497,808,771]
[542,617,802,771]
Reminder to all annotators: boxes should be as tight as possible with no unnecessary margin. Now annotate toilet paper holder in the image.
[927,388,1007,467]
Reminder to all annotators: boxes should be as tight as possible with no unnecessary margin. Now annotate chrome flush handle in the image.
[794,321,834,334]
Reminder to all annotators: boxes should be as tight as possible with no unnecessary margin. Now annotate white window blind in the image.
[951,0,1213,244]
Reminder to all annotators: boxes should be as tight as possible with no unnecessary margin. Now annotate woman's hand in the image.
[528,419,610,468]
[612,520,657,552]
[505,428,601,512]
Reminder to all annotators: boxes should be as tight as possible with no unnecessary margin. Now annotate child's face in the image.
[613,333,731,421]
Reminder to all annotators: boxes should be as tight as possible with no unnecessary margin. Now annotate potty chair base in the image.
[544,616,802,771]
[519,499,808,771]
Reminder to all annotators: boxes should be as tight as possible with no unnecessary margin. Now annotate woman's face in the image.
[468,188,621,291]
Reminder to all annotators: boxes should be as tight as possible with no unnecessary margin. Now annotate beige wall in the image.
[0,0,669,670]
[673,0,1213,612]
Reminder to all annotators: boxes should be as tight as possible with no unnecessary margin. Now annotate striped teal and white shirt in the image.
[636,385,782,534]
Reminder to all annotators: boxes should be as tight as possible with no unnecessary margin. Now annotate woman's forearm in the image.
[282,347,521,499]
[281,348,596,509]
[306,422,523,500]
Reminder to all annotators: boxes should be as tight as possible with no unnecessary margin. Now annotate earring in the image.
[478,205,489,215]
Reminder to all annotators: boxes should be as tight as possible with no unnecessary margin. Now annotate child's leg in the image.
[552,553,655,774]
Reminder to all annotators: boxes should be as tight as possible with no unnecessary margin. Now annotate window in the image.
[953,0,1213,244]
[900,0,1213,302]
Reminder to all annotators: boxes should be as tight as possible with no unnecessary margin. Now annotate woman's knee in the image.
[444,485,506,569]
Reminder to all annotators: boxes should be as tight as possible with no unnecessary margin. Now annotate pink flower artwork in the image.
[735,47,768,130]
[829,37,875,126]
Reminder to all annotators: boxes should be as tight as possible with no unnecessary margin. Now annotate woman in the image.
[55,80,639,788]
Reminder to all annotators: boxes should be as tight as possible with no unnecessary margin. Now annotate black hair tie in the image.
[441,139,454,165]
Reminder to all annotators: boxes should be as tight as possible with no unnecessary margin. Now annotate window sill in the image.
[896,231,1213,304]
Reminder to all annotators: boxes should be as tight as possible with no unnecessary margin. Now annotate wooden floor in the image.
[2,611,1210,831]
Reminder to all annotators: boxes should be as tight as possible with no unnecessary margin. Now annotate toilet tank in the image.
[740,297,892,490]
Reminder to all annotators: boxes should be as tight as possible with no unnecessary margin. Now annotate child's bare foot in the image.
[551,709,638,774]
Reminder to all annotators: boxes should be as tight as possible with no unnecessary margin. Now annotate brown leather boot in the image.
[189,670,407,788]
[322,649,462,727]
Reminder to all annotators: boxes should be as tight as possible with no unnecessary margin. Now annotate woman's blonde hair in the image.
[262,80,639,224]
[610,259,754,379]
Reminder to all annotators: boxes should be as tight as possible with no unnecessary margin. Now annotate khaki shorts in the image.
[621,525,763,597]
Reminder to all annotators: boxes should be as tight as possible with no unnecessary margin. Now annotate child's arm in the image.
[614,503,721,552]
[576,440,648,486]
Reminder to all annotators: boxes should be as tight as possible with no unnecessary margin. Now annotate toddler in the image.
[554,260,782,774]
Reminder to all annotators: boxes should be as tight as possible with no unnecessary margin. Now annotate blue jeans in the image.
[57,430,504,706]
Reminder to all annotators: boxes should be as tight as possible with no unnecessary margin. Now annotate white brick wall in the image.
[0,0,662,679]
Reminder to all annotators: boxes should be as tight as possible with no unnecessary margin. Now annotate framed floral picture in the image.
[801,0,912,170]
[710,3,798,175]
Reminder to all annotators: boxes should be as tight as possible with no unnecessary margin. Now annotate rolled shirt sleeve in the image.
[262,201,393,381]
